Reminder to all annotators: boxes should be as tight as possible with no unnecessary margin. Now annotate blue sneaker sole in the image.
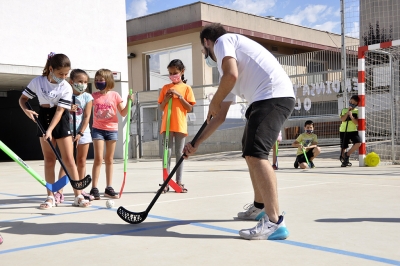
[268,226,289,240]
[254,211,266,221]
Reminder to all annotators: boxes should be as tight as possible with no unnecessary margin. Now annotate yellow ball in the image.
[365,152,380,167]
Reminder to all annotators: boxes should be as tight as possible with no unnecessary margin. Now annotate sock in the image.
[270,215,283,225]
[253,201,264,209]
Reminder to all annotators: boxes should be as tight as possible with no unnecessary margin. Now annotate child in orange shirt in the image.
[158,59,196,193]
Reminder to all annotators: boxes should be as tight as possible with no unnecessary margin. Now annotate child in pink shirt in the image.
[90,69,133,199]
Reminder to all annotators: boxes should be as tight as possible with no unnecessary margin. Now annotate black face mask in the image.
[349,103,357,109]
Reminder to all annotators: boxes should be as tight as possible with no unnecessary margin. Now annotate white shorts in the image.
[78,132,93,145]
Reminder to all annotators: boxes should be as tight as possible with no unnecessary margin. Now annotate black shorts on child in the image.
[340,131,361,149]
[296,148,315,164]
[36,107,71,139]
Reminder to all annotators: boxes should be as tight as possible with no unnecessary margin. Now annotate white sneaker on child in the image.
[239,213,289,240]
[237,203,265,221]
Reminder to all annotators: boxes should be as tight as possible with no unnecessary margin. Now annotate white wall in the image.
[0,0,129,158]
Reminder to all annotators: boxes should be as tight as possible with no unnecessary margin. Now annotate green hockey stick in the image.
[0,140,69,192]
[301,142,312,168]
[162,98,182,192]
[119,89,133,198]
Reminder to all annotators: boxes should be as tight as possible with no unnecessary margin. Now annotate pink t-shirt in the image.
[92,91,123,131]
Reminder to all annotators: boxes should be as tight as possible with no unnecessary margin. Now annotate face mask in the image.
[73,83,87,93]
[205,55,217,68]
[306,130,313,134]
[169,74,181,84]
[51,72,64,84]
[95,81,107,91]
[349,103,357,108]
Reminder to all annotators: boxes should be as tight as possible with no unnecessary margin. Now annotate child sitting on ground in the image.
[292,120,321,169]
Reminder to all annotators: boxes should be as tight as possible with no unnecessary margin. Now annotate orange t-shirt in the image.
[158,83,196,135]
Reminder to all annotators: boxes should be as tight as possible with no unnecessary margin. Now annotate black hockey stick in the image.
[73,96,77,160]
[117,119,209,224]
[340,120,349,162]
[26,102,91,190]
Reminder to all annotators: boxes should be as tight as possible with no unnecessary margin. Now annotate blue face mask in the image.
[306,130,313,134]
[95,82,107,91]
[51,72,64,84]
[349,103,357,109]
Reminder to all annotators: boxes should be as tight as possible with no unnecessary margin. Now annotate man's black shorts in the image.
[242,97,295,160]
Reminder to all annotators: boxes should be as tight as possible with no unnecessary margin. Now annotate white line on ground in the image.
[122,182,331,208]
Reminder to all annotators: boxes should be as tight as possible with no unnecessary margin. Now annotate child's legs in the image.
[39,137,57,196]
[347,132,361,156]
[299,162,308,169]
[76,143,90,180]
[297,154,308,169]
[173,132,186,184]
[161,132,172,175]
[309,147,321,160]
[340,132,349,156]
[56,136,81,197]
[92,139,104,188]
[104,140,117,187]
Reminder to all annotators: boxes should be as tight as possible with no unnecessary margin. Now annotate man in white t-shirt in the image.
[183,23,295,240]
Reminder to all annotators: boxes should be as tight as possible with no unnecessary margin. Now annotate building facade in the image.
[125,2,357,157]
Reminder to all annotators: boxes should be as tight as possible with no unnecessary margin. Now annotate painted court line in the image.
[1,192,399,265]
[0,212,399,265]
[123,182,331,208]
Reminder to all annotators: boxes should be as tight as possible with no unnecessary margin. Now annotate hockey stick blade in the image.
[117,206,147,224]
[117,119,209,224]
[45,175,69,192]
[0,140,70,192]
[25,102,91,190]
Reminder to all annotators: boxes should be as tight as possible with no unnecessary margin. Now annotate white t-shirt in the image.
[214,34,295,104]
[23,76,73,109]
[70,92,94,134]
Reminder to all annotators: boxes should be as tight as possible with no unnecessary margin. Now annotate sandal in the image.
[159,184,169,194]
[72,195,90,208]
[39,196,55,209]
[177,184,188,193]
[81,190,94,201]
[53,192,65,206]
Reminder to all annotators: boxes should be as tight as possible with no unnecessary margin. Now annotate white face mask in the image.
[205,55,217,68]
[73,83,87,93]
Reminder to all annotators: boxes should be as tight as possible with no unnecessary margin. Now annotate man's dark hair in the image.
[200,23,227,45]
[350,95,360,103]
[305,120,314,127]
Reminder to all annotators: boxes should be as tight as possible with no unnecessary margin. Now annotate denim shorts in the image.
[92,127,118,141]
[242,97,295,160]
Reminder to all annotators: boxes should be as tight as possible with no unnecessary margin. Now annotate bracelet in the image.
[78,131,84,136]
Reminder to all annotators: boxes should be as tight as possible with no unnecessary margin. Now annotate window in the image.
[146,45,193,91]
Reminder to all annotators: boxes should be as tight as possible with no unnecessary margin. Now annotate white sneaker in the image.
[237,203,265,221]
[239,213,289,240]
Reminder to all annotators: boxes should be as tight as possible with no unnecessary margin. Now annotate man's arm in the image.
[207,57,238,121]
[183,101,232,158]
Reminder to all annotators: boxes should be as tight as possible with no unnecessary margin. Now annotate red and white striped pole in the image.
[357,45,367,166]
[357,40,400,166]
